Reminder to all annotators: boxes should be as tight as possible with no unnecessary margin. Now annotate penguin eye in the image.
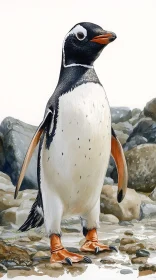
[76,32,86,41]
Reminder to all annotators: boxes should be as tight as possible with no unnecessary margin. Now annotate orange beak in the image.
[90,32,117,45]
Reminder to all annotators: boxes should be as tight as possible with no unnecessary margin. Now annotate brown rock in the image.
[28,232,42,242]
[144,98,156,120]
[124,230,134,236]
[125,144,156,192]
[139,264,156,272]
[131,257,148,264]
[0,207,18,225]
[120,238,136,246]
[0,241,31,264]
[101,185,142,221]
[126,243,145,255]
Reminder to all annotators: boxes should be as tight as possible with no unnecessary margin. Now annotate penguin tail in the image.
[18,192,44,232]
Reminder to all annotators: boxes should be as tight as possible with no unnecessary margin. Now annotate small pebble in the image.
[131,257,148,264]
[120,269,133,275]
[124,230,134,236]
[115,238,120,243]
[120,238,136,246]
[136,249,150,258]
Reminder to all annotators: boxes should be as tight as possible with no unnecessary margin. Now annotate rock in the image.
[100,258,116,264]
[120,238,136,246]
[0,117,38,190]
[132,108,141,117]
[111,107,132,123]
[120,269,133,275]
[144,98,156,121]
[136,249,150,258]
[45,263,63,269]
[100,185,141,221]
[123,135,147,152]
[139,264,156,272]
[32,251,50,261]
[140,202,156,219]
[100,213,119,224]
[16,198,35,227]
[0,241,31,264]
[61,226,80,233]
[0,207,18,225]
[127,119,156,143]
[7,266,31,271]
[149,188,156,201]
[104,177,114,185]
[119,221,134,226]
[126,243,145,255]
[129,114,141,126]
[112,122,133,135]
[0,263,7,273]
[125,144,156,192]
[28,232,42,242]
[124,230,134,236]
[131,257,148,264]
[0,133,5,170]
[113,130,128,145]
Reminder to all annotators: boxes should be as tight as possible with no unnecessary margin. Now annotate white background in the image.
[0,0,156,126]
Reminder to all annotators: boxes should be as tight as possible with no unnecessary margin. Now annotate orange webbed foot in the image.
[50,234,92,265]
[80,228,117,254]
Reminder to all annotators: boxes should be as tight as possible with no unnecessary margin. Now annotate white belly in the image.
[40,83,111,216]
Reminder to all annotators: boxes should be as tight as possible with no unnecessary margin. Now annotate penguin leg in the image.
[41,185,91,264]
[80,199,117,254]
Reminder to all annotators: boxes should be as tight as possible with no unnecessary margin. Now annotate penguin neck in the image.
[57,63,100,93]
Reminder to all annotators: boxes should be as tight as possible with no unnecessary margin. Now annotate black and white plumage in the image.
[16,22,127,238]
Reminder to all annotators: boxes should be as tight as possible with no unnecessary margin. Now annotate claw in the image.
[65,257,73,266]
[95,246,99,254]
[109,245,118,252]
[83,256,92,264]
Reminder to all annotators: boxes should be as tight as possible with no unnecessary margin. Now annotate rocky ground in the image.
[0,98,156,278]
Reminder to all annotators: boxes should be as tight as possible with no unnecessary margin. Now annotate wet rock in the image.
[124,230,134,236]
[139,264,156,272]
[0,241,31,264]
[0,207,18,226]
[136,249,150,258]
[1,260,18,268]
[7,266,31,271]
[111,107,132,123]
[0,263,7,273]
[32,251,50,261]
[100,185,141,221]
[140,202,156,219]
[28,232,43,242]
[120,238,136,246]
[126,243,145,255]
[125,144,156,192]
[144,98,156,121]
[100,213,119,224]
[119,221,134,226]
[100,258,116,264]
[120,269,133,275]
[131,257,148,264]
[112,121,133,135]
[149,188,156,201]
[1,117,38,190]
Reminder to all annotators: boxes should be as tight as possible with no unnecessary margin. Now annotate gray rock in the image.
[120,269,133,275]
[0,117,38,190]
[132,108,141,117]
[7,266,31,271]
[112,121,133,135]
[140,202,156,219]
[123,135,147,152]
[127,119,156,144]
[104,177,114,185]
[0,263,7,273]
[125,144,156,192]
[149,188,156,201]
[111,107,132,123]
[136,249,150,258]
[0,133,5,170]
[144,98,156,121]
[113,130,128,145]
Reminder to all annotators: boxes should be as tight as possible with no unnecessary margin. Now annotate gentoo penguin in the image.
[14,22,128,265]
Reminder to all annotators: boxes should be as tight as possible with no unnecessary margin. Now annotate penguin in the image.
[14,22,128,265]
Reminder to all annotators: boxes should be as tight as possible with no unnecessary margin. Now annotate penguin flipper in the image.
[19,191,44,231]
[111,127,128,203]
[14,109,52,199]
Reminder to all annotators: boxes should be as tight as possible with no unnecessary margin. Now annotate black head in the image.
[62,22,117,68]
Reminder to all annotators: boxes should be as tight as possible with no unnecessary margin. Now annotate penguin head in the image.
[63,22,116,68]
